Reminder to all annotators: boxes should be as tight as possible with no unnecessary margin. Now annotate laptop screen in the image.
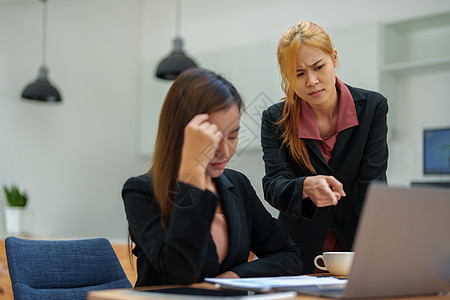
[423,127,450,175]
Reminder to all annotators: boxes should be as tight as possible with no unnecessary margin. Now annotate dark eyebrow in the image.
[296,58,325,72]
[229,127,240,134]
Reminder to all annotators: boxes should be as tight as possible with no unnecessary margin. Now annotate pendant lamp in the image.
[21,0,62,102]
[156,0,198,80]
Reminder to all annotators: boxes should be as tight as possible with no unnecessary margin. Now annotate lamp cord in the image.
[41,0,47,67]
[175,0,181,37]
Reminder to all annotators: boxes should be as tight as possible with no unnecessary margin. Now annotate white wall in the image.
[0,0,449,240]
[0,0,148,240]
[388,70,450,184]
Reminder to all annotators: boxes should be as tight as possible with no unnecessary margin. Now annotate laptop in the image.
[281,183,450,298]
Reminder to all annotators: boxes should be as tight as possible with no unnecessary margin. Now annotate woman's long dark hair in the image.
[150,68,242,224]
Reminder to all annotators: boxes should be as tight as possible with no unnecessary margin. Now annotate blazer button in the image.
[328,207,335,214]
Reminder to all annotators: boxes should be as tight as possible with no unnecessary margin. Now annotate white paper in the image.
[205,275,347,291]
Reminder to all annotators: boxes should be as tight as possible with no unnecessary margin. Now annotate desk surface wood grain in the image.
[87,283,450,300]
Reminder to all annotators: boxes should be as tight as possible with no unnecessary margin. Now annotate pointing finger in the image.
[326,176,346,197]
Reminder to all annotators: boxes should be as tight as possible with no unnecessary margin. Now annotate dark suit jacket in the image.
[261,84,388,274]
[122,169,302,286]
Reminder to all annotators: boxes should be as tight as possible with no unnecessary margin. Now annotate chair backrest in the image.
[5,236,132,300]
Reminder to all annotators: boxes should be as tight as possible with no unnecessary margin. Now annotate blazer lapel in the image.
[305,139,332,172]
[329,128,354,167]
[213,173,249,272]
[329,94,366,167]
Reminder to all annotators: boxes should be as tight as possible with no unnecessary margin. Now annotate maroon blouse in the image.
[297,77,358,272]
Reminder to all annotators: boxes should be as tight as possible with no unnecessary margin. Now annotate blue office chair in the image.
[5,236,132,300]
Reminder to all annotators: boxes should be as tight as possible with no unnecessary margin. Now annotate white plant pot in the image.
[4,206,26,235]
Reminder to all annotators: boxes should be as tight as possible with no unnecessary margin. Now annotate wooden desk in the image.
[87,282,450,300]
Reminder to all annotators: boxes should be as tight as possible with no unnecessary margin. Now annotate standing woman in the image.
[123,68,302,286]
[261,22,388,274]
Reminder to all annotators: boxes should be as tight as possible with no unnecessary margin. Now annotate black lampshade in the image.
[156,38,198,80]
[21,0,62,103]
[21,66,61,102]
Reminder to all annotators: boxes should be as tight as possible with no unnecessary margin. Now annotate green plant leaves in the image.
[3,184,28,207]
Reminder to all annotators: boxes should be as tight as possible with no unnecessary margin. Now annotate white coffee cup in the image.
[313,251,355,276]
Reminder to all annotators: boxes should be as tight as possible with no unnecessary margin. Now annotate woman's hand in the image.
[178,114,223,189]
[215,270,240,278]
[302,175,346,207]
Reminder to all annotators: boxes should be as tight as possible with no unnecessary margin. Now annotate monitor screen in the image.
[423,128,450,175]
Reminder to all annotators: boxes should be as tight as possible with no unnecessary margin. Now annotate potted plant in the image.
[3,184,28,235]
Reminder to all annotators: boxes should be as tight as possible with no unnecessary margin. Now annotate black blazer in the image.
[122,169,302,286]
[261,84,388,274]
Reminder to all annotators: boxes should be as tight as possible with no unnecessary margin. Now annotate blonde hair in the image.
[276,21,334,173]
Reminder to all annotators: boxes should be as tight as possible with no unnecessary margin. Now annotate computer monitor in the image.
[423,127,450,175]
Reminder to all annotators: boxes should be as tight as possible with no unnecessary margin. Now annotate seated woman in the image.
[122,68,302,286]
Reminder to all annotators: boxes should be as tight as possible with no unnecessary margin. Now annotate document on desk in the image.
[205,275,347,291]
